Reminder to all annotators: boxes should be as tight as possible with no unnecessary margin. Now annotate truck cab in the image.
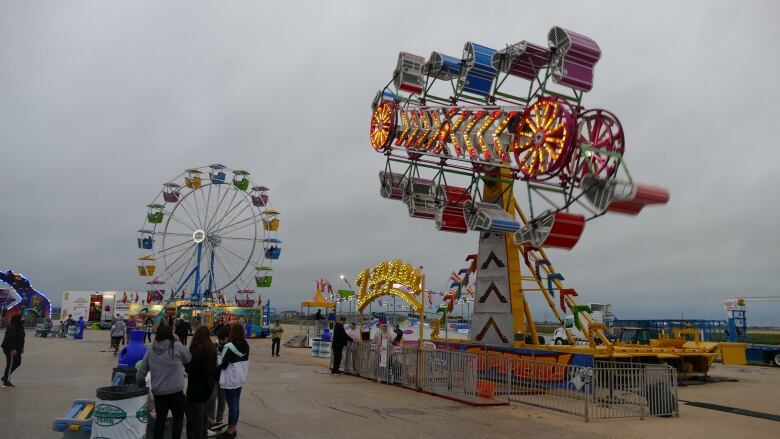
[553,315,583,345]
[618,327,660,345]
[552,304,611,345]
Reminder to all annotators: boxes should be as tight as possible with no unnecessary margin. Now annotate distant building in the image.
[279,310,300,320]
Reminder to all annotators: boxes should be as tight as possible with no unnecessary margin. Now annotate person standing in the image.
[392,324,404,346]
[346,322,361,372]
[213,316,225,337]
[136,324,191,439]
[346,322,361,345]
[314,309,324,334]
[144,316,154,343]
[175,316,191,346]
[270,321,283,357]
[185,326,217,439]
[218,324,249,439]
[207,326,229,436]
[1,315,25,387]
[331,317,353,375]
[110,316,126,355]
[114,314,126,345]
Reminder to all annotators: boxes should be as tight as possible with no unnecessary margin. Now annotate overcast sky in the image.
[1,0,779,325]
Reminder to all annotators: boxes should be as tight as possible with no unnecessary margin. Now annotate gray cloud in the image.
[1,0,779,325]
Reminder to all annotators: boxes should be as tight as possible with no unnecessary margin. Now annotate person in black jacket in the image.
[175,316,191,346]
[185,326,217,439]
[331,317,353,374]
[2,315,25,387]
[207,325,229,434]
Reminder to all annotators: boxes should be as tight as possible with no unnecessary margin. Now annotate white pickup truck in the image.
[552,303,613,345]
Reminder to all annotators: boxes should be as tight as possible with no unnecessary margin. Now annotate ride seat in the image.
[463,200,520,233]
[548,26,601,92]
[379,171,407,201]
[514,210,585,250]
[394,52,425,95]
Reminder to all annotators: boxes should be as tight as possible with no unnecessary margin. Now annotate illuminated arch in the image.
[355,259,424,314]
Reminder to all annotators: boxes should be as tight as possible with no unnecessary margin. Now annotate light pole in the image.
[339,274,346,318]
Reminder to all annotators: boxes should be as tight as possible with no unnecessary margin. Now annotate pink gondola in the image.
[251,186,269,207]
[548,27,601,92]
[492,40,550,81]
[235,289,255,307]
[163,182,181,203]
[514,210,585,250]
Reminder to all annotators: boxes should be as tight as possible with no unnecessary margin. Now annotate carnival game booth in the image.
[135,298,268,338]
[211,303,266,338]
[300,289,336,336]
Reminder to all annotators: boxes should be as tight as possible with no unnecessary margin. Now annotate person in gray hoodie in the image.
[110,316,126,355]
[136,324,191,439]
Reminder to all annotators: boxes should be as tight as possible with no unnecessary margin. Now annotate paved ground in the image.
[1,329,778,438]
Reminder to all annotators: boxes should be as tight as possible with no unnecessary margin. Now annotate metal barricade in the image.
[418,349,477,398]
[504,357,589,416]
[590,361,679,420]
[589,362,645,419]
[643,364,678,417]
[335,345,678,421]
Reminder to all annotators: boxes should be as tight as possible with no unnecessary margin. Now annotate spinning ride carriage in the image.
[366,28,717,374]
[137,164,282,324]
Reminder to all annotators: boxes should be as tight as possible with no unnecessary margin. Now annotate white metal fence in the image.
[342,344,678,421]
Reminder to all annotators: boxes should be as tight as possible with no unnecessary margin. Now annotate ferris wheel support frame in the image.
[154,240,205,324]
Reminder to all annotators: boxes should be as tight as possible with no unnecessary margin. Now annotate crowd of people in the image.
[1,307,400,436]
[328,314,408,375]
[135,319,253,439]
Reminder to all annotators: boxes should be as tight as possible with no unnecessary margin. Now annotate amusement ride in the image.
[366,27,720,373]
[136,164,282,332]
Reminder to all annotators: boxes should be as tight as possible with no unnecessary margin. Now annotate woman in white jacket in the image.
[216,324,250,439]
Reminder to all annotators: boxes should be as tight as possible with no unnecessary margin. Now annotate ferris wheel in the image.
[137,164,281,309]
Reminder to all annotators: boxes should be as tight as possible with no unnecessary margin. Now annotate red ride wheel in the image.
[566,109,624,179]
[513,96,575,178]
[370,101,396,151]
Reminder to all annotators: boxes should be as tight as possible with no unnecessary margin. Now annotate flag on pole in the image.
[449,271,462,288]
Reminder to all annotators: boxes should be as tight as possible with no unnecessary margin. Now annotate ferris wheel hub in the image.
[533,130,545,146]
[193,229,206,244]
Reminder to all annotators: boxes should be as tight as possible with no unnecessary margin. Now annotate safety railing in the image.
[591,361,678,419]
[340,344,679,421]
[503,356,591,417]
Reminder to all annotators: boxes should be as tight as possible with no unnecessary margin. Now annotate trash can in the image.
[91,385,149,439]
[111,367,137,386]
